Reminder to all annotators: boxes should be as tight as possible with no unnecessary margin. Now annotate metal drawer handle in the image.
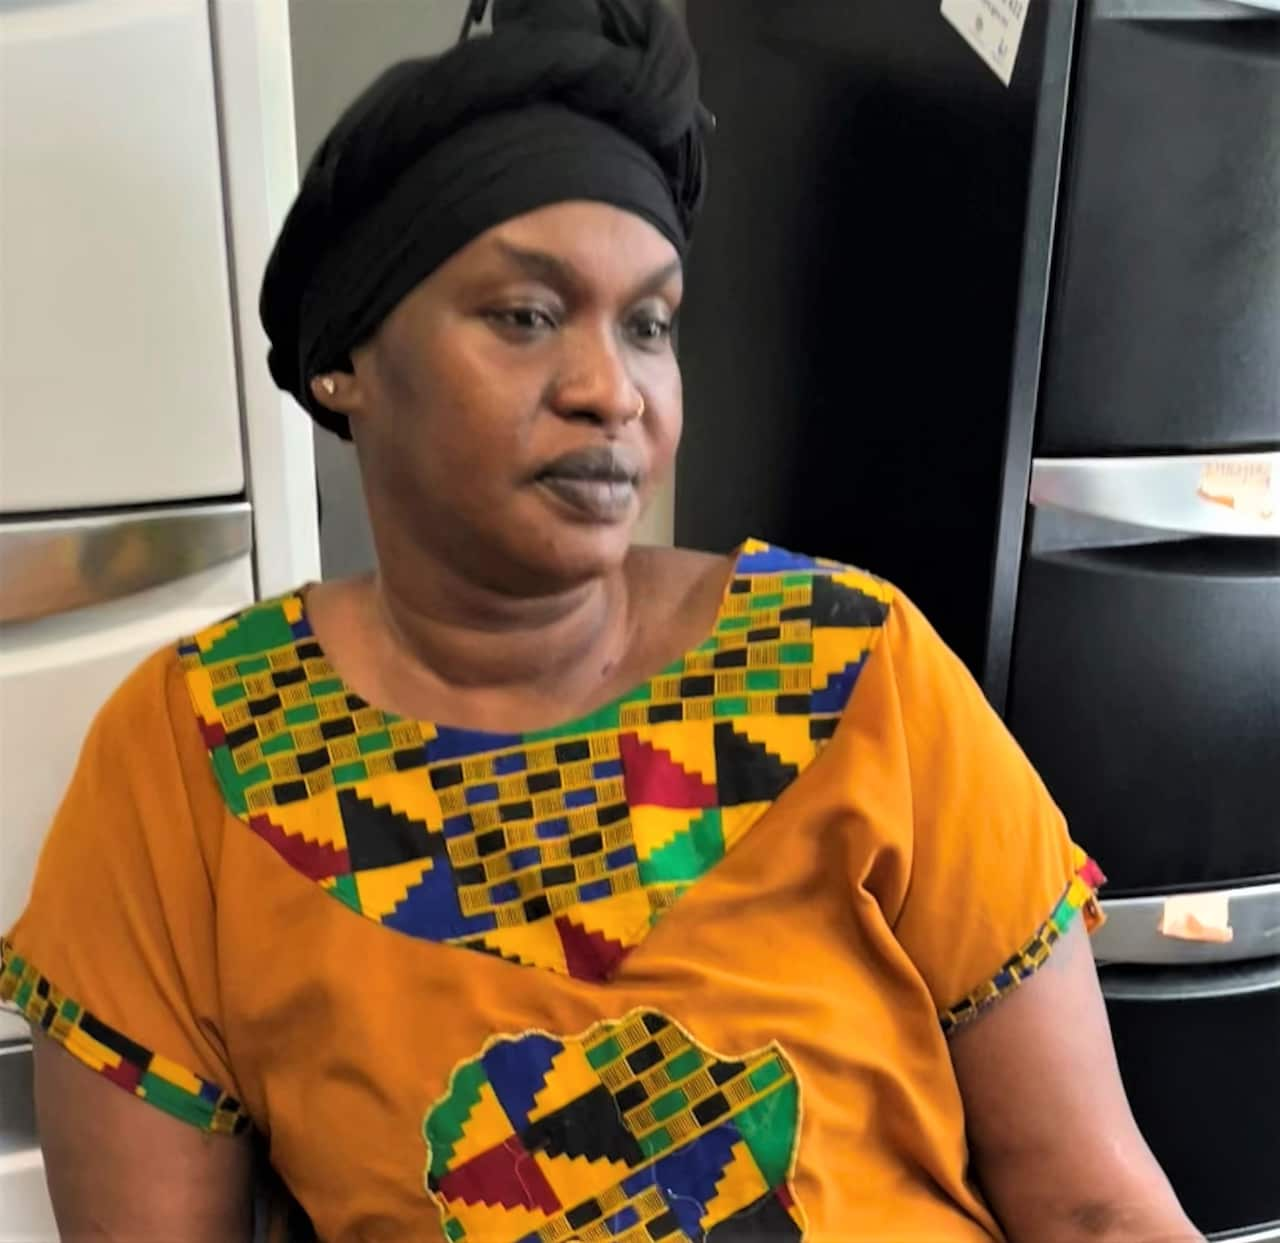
[1096,0,1280,19]
[1030,453,1279,538]
[0,502,252,625]
[1092,882,1280,968]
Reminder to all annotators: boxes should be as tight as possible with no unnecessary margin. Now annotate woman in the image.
[2,1,1199,1239]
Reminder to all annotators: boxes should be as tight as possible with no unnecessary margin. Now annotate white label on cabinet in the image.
[941,0,1030,86]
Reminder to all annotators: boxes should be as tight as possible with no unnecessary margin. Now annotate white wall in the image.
[288,0,678,577]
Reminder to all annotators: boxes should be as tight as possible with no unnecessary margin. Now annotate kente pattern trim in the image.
[0,938,249,1135]
[179,541,893,982]
[939,849,1107,1035]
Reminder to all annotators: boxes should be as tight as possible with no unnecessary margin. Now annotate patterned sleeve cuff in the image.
[0,938,250,1136]
[939,848,1106,1036]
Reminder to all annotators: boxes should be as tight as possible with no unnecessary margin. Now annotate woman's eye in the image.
[629,313,673,345]
[486,307,558,334]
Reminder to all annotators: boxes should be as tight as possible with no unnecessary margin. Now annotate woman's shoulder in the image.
[85,590,312,767]
[646,538,897,618]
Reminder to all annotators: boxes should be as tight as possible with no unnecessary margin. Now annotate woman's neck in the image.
[307,549,639,729]
[376,557,633,697]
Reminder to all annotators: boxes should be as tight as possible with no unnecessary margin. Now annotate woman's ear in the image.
[308,369,364,418]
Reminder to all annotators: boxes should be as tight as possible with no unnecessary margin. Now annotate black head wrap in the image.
[260,0,711,439]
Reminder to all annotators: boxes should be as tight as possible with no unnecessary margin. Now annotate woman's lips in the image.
[535,474,637,522]
[534,445,641,523]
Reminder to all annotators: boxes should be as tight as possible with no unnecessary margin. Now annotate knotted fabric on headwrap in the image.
[260,0,710,439]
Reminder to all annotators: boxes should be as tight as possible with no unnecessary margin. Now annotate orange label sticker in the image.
[1159,893,1234,944]
[1196,460,1275,522]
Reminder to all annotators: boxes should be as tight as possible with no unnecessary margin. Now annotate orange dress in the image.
[2,542,1102,1242]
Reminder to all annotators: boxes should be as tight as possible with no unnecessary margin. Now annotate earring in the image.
[318,376,337,397]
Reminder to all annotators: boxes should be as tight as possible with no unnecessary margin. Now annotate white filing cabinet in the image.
[0,1,318,1232]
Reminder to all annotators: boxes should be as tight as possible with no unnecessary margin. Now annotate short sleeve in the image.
[880,591,1104,1034]
[0,648,249,1136]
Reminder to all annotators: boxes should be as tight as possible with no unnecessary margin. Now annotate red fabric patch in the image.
[1079,857,1107,890]
[435,1136,560,1213]
[101,1059,143,1093]
[199,718,227,748]
[248,814,350,880]
[555,915,631,982]
[618,732,716,809]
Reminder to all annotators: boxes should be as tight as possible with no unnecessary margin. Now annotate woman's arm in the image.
[948,922,1201,1243]
[34,1035,254,1241]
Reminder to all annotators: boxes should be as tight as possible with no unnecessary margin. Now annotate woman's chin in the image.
[507,504,638,588]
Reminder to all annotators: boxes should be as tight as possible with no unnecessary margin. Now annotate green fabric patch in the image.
[779,643,813,665]
[200,603,295,667]
[309,678,344,697]
[525,701,622,743]
[734,1076,798,1190]
[716,616,752,633]
[585,1036,621,1070]
[745,670,781,692]
[638,1126,673,1160]
[59,999,80,1021]
[240,762,271,790]
[426,1060,488,1179]
[260,732,295,757]
[139,1072,213,1130]
[357,730,392,755]
[213,682,247,707]
[713,696,750,717]
[235,656,271,675]
[211,748,249,816]
[638,810,724,885]
[748,1056,785,1094]
[751,592,784,609]
[664,1047,702,1082]
[443,1219,466,1242]
[649,1087,687,1122]
[284,703,320,726]
[331,761,368,785]
[329,873,361,914]
[782,574,811,588]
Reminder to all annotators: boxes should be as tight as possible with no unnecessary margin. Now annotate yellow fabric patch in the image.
[701,1138,771,1230]
[353,770,444,831]
[564,889,652,947]
[527,1043,602,1123]
[265,794,349,852]
[448,1081,516,1167]
[720,802,773,851]
[630,805,703,861]
[535,1150,638,1210]
[149,1053,203,1097]
[355,858,437,922]
[473,923,569,975]
[634,719,717,786]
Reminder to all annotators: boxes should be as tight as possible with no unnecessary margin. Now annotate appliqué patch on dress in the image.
[179,541,892,982]
[423,1009,806,1241]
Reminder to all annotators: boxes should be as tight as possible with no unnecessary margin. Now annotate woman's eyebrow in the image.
[493,241,579,289]
[631,257,683,299]
[491,242,681,300]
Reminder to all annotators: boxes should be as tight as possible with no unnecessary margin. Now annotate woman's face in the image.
[318,201,684,594]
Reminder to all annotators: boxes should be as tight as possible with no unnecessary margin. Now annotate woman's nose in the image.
[549,329,642,429]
